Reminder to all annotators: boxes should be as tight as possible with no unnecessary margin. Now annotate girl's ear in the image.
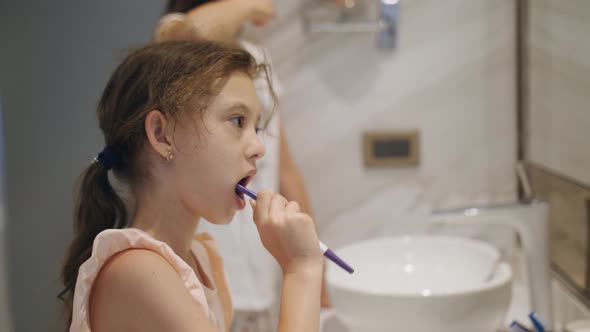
[145,110,173,159]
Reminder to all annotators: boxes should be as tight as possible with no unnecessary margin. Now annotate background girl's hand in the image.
[244,0,276,27]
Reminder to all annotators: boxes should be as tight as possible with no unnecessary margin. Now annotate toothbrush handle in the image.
[236,184,354,274]
[238,184,258,200]
[320,241,354,274]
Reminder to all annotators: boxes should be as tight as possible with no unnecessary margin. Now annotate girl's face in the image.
[168,71,266,224]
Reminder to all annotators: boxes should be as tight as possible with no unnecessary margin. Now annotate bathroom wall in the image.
[248,0,519,247]
[0,97,13,332]
[527,0,590,186]
[0,1,164,331]
[525,0,590,292]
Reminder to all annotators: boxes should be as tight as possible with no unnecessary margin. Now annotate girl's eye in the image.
[231,116,244,128]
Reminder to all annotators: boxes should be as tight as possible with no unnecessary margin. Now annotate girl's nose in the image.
[247,132,266,161]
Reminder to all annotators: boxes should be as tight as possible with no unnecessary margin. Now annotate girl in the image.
[59,41,322,332]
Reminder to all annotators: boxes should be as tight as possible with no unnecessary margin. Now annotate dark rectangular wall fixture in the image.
[363,131,419,167]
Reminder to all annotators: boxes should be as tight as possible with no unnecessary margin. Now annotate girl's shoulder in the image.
[69,228,214,331]
[88,246,210,331]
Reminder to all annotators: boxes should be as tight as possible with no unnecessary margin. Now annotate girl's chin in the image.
[206,210,238,225]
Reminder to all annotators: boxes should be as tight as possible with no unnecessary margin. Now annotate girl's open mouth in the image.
[235,176,252,203]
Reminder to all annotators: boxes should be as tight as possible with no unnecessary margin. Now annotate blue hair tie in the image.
[95,146,122,170]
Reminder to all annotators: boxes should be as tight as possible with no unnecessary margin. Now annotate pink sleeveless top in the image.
[69,228,233,332]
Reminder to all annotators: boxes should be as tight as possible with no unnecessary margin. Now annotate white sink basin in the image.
[326,235,513,332]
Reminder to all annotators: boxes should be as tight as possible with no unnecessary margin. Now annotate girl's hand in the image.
[250,190,322,274]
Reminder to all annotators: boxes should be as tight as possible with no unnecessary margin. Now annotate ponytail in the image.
[58,161,127,326]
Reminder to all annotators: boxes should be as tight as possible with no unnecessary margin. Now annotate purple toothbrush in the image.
[236,184,354,274]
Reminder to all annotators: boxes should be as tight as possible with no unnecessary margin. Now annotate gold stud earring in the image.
[165,151,174,162]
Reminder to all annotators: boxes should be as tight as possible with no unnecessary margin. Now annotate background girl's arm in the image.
[154,0,274,42]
